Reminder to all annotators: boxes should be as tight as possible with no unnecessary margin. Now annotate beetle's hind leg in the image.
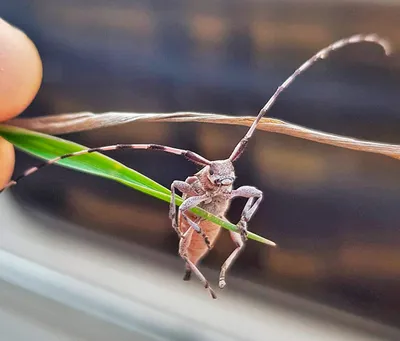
[183,263,192,281]
[179,227,217,299]
[219,230,245,289]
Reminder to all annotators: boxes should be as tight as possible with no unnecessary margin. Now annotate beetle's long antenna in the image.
[229,33,391,162]
[0,143,211,193]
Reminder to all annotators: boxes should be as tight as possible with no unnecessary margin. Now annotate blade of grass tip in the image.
[0,124,277,246]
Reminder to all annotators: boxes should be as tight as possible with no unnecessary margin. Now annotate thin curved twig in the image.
[6,111,400,161]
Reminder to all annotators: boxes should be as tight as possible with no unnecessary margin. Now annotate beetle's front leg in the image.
[179,194,212,249]
[169,179,197,238]
[230,186,263,242]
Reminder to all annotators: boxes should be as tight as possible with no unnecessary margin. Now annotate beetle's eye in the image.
[209,169,214,175]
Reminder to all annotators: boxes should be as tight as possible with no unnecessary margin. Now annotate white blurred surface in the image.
[1,192,400,341]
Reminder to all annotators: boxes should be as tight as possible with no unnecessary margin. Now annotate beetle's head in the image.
[206,160,235,186]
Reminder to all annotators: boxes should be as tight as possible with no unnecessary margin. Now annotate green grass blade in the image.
[0,124,276,247]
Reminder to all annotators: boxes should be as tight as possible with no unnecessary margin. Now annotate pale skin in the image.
[0,33,390,298]
[0,18,43,189]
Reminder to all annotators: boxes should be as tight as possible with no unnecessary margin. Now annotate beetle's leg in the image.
[219,230,245,289]
[169,180,197,238]
[179,194,212,249]
[179,227,217,299]
[183,263,192,281]
[230,186,263,243]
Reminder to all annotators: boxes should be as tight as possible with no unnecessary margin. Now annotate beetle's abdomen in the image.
[179,211,222,265]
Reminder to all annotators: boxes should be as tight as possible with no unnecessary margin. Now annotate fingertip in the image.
[0,137,15,189]
[0,18,43,121]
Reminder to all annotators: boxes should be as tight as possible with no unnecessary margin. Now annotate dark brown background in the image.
[2,0,400,329]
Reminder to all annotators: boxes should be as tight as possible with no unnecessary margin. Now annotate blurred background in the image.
[1,0,400,340]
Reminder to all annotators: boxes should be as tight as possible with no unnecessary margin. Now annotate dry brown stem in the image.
[6,111,400,161]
